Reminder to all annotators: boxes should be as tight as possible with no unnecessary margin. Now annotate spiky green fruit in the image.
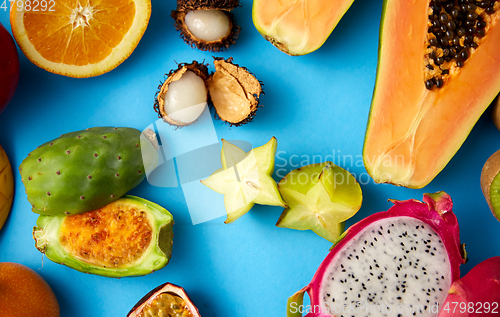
[20,127,149,216]
[277,162,362,242]
[201,137,286,223]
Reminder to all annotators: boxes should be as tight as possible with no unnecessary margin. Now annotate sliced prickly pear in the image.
[20,127,147,216]
[33,196,174,277]
[277,162,362,242]
[201,137,286,223]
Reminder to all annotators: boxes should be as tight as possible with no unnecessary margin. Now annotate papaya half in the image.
[363,0,500,188]
[252,0,355,56]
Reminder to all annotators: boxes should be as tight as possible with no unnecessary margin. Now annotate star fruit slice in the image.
[201,137,286,223]
[277,162,362,242]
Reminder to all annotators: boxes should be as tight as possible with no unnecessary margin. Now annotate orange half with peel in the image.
[10,0,151,78]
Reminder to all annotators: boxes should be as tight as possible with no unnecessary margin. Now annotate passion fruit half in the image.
[128,283,200,317]
[33,196,174,277]
[172,0,241,52]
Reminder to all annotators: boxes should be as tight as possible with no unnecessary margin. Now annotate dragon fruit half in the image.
[287,192,466,317]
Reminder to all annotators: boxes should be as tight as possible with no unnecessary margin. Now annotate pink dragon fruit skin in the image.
[438,256,500,317]
[288,192,466,317]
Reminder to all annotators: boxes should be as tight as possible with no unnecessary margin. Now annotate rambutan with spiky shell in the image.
[154,58,263,127]
[176,0,239,11]
[154,61,210,127]
[172,0,241,52]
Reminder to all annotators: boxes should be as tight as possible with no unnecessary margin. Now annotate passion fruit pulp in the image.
[33,196,174,277]
[128,283,200,317]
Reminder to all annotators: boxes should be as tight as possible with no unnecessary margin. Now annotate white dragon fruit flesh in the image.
[287,192,466,317]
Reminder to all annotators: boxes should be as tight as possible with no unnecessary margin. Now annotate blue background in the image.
[1,0,500,316]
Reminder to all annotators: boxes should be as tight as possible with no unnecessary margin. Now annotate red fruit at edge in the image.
[439,256,500,317]
[0,21,20,114]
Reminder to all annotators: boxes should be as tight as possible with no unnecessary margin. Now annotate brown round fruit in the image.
[492,95,500,131]
[0,262,60,317]
[0,144,14,231]
[480,149,500,221]
[128,283,200,317]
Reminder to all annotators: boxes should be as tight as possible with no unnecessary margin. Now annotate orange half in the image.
[10,0,151,77]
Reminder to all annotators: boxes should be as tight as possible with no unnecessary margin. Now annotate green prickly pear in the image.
[20,127,148,216]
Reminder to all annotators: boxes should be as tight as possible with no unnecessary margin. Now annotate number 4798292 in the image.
[1,0,55,12]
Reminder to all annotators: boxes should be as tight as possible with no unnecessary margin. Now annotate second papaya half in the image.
[364,0,500,188]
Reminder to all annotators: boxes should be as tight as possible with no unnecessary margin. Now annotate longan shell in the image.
[207,57,263,127]
[176,0,240,11]
[154,61,210,127]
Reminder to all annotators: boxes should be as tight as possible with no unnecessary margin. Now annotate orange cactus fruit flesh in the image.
[10,0,151,78]
[252,0,355,56]
[363,0,500,188]
[0,262,60,317]
[33,196,174,277]
[0,145,13,231]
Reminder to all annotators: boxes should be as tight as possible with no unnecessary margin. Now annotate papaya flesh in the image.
[363,0,500,188]
[252,0,355,56]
